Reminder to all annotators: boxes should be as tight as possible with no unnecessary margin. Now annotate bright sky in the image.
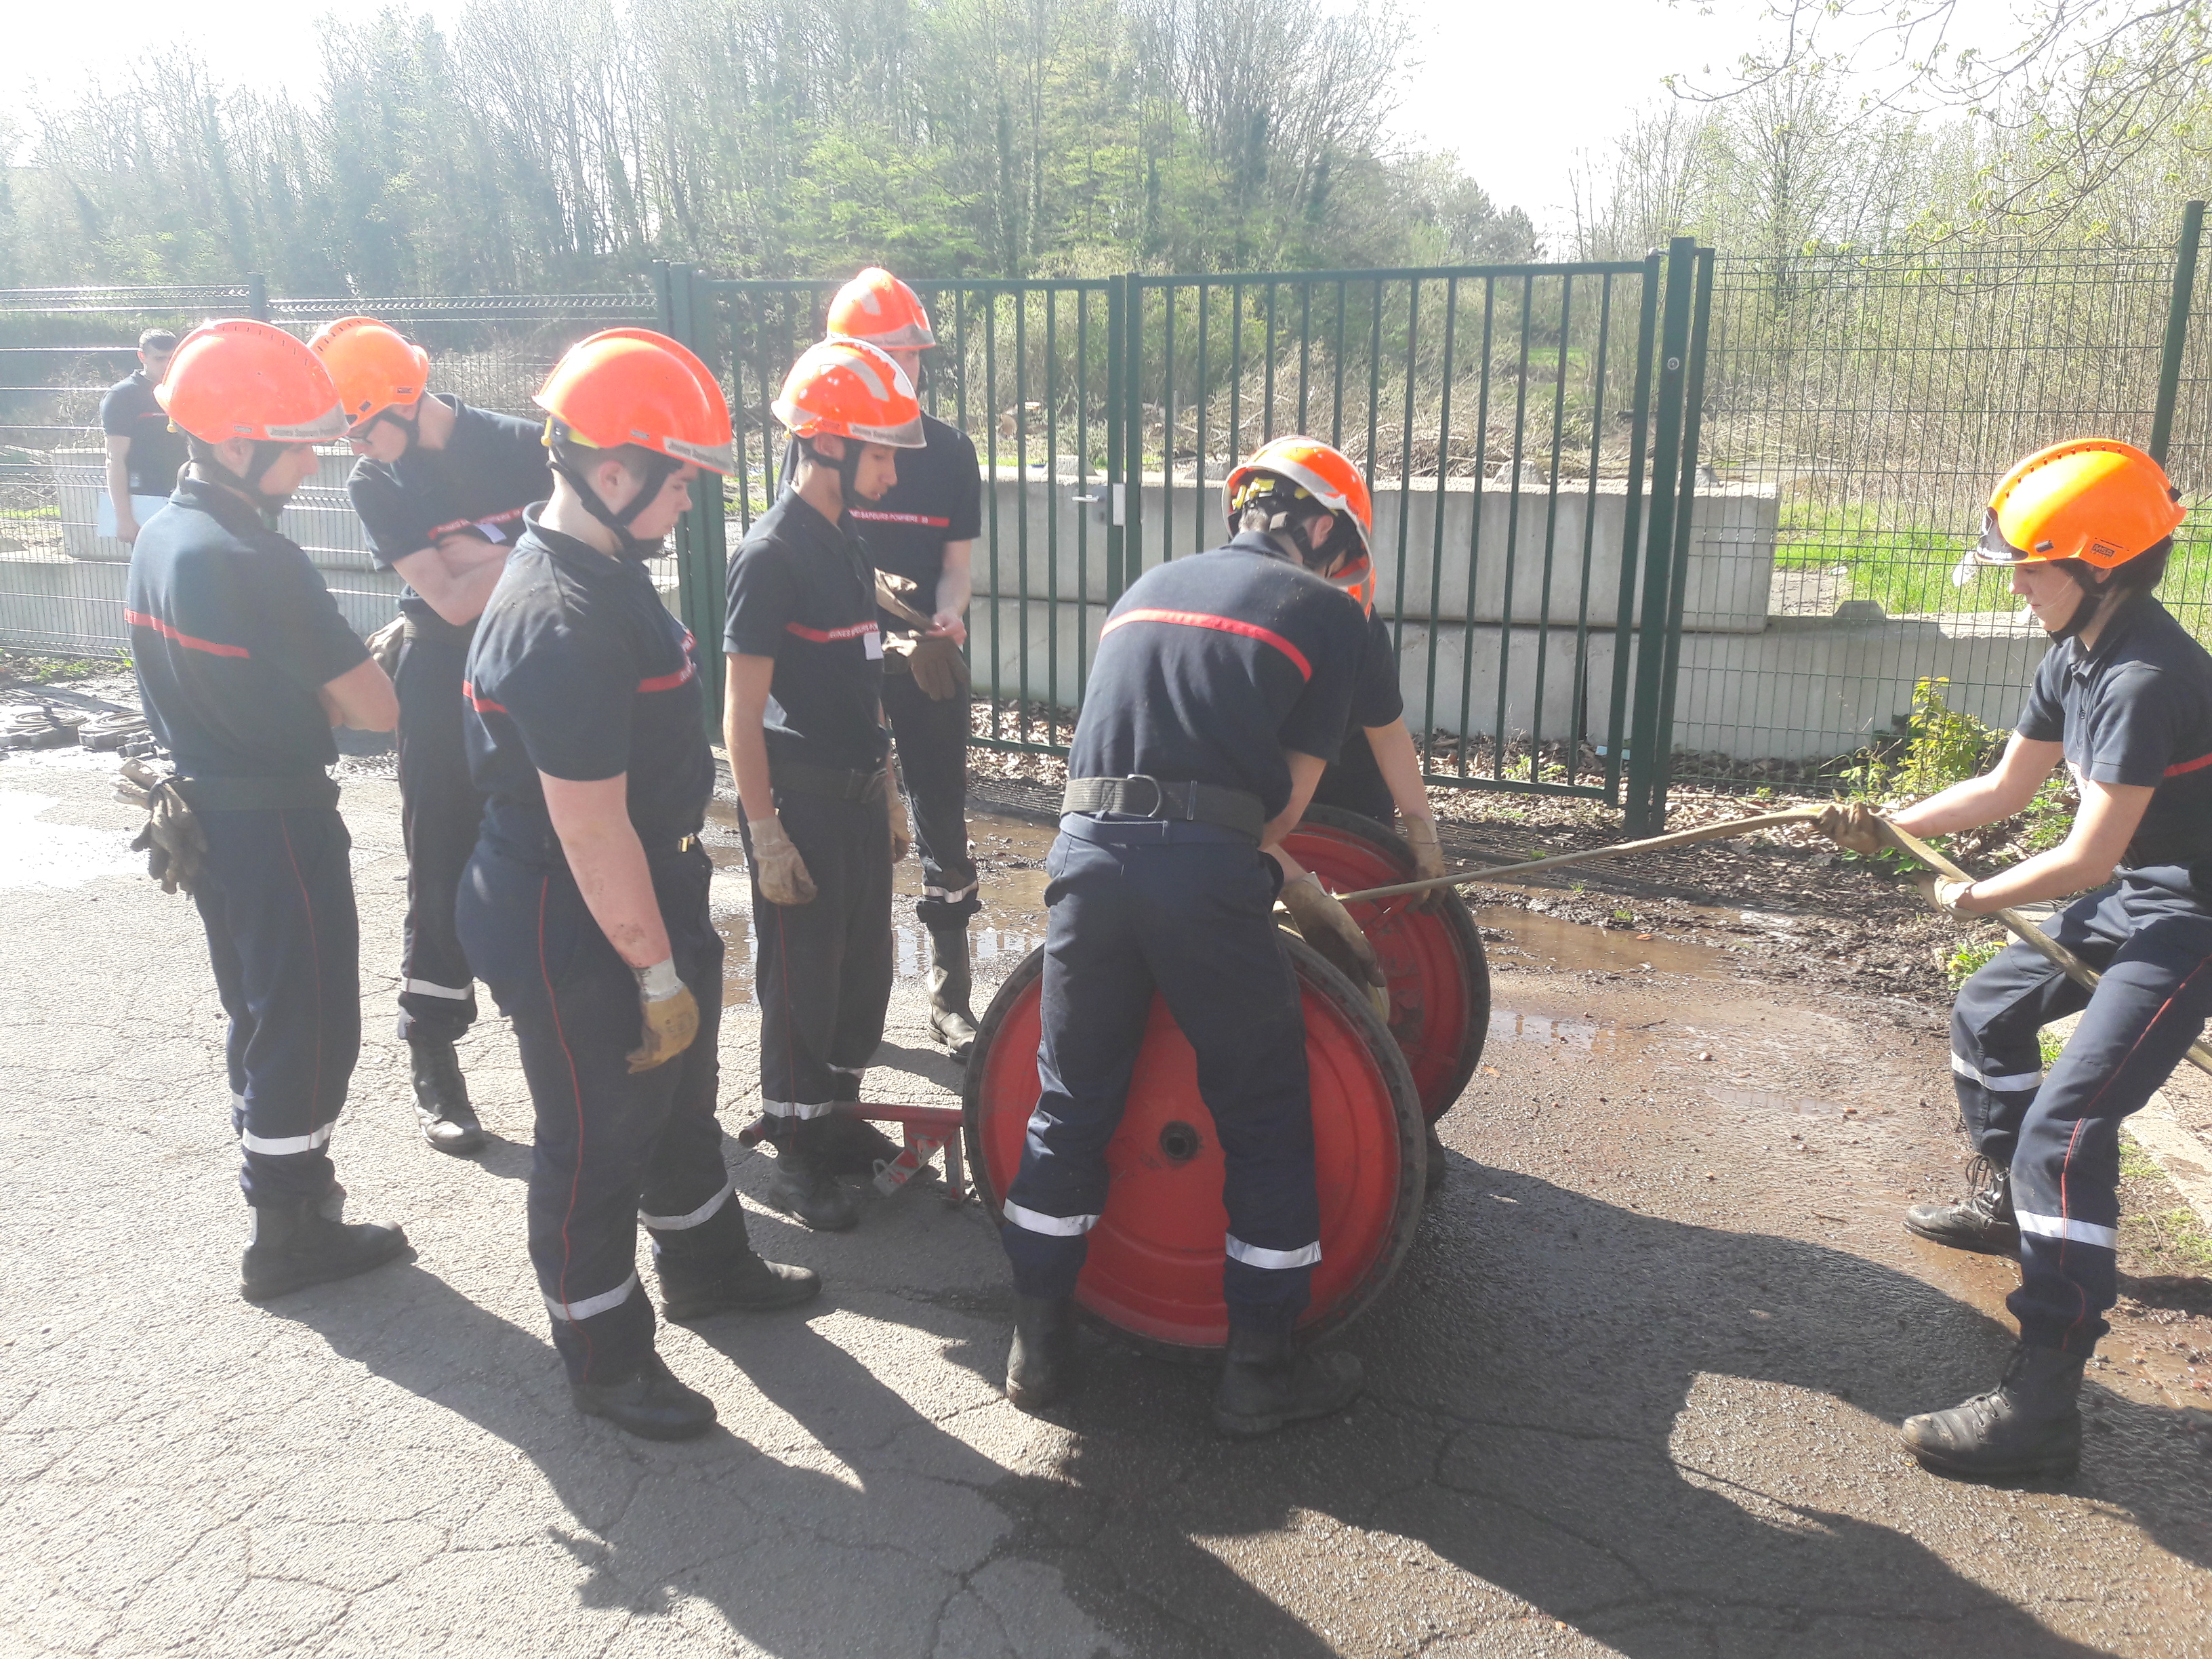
[1,0,2026,247]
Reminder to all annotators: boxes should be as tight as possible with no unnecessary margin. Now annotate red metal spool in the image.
[963,933,1425,1357]
[1283,804,1490,1123]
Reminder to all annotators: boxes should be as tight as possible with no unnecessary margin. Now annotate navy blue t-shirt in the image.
[2017,595,2212,874]
[463,510,712,853]
[1067,531,1368,821]
[100,370,188,497]
[348,396,551,641]
[723,491,890,775]
[779,413,982,623]
[125,478,370,778]
[1311,609,1406,823]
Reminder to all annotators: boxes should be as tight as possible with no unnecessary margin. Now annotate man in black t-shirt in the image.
[458,330,816,1443]
[126,319,409,1303]
[99,328,186,545]
[996,436,1386,1438]
[726,337,924,1233]
[799,268,987,1057]
[1820,438,2212,1481]
[313,316,553,1155]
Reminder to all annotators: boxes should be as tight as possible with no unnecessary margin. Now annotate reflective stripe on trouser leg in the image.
[1001,832,1158,1303]
[2005,897,2212,1355]
[747,791,893,1145]
[192,806,361,1208]
[455,842,729,1385]
[395,632,484,1043]
[884,672,979,927]
[1949,896,2115,1165]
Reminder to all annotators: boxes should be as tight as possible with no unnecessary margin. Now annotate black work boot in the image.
[241,1197,410,1302]
[1905,1155,2018,1258]
[1902,1341,2086,1479]
[1213,1326,1366,1437]
[657,1249,821,1323]
[766,1130,860,1231]
[571,1351,717,1441]
[927,924,981,1059]
[1004,1295,1079,1410]
[409,1038,485,1155]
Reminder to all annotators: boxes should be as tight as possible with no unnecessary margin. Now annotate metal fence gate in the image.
[660,242,1712,830]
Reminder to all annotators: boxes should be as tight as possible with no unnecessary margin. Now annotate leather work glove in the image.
[626,959,700,1073]
[1402,815,1448,909]
[897,633,971,701]
[119,760,207,897]
[886,775,914,863]
[1916,874,1975,917]
[1816,802,1886,856]
[1279,872,1387,994]
[748,811,817,905]
[367,615,407,679]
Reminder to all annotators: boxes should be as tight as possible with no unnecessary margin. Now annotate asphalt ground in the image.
[3,748,2211,1657]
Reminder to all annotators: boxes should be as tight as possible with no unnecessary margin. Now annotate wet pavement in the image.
[2,744,2210,1656]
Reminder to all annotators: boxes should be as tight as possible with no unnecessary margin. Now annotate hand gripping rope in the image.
[1336,807,2212,1080]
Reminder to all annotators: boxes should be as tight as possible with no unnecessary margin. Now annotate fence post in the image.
[1122,274,1145,589]
[1624,237,1698,834]
[688,266,729,726]
[246,273,268,323]
[1645,247,1716,829]
[1103,274,1126,599]
[2150,199,2205,468]
[655,262,722,740]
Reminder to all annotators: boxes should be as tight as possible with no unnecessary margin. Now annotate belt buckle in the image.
[677,834,697,853]
[1122,774,1165,819]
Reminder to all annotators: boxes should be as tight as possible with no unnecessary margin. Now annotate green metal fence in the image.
[661,246,1712,829]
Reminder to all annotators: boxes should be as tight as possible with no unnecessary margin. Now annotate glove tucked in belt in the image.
[116,757,207,897]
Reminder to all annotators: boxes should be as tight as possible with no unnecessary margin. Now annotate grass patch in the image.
[1947,935,2004,987]
[0,649,125,684]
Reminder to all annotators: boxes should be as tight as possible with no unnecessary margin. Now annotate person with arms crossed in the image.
[312,315,554,1154]
[457,330,817,1442]
[125,319,409,1301]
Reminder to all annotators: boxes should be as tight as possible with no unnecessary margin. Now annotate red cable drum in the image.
[963,933,1425,1357]
[1283,804,1490,1123]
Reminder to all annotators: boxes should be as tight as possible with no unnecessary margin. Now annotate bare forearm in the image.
[394,542,508,628]
[558,822,672,968]
[105,456,131,509]
[935,550,972,620]
[1263,752,1328,857]
[1365,722,1434,822]
[1890,774,2031,838]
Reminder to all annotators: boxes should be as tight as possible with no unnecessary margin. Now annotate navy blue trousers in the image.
[1000,817,1322,1332]
[458,839,744,1385]
[394,630,484,1042]
[1951,871,2212,1355]
[191,806,361,1206]
[882,670,979,927]
[746,788,893,1145]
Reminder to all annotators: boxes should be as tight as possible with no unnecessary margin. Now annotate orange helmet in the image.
[156,319,347,445]
[308,315,430,425]
[1971,438,2184,573]
[774,337,925,449]
[825,267,935,350]
[1225,435,1374,574]
[534,328,733,474]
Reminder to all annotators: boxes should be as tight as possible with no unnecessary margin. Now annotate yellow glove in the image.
[367,616,407,679]
[1816,802,1885,855]
[886,775,913,863]
[626,960,699,1073]
[749,811,817,906]
[1278,872,1387,992]
[1401,815,1447,909]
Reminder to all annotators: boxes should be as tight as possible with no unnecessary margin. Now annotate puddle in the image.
[704,800,1054,1006]
[0,792,140,890]
[1473,905,1727,979]
[1487,1010,1603,1050]
[1711,1086,1851,1118]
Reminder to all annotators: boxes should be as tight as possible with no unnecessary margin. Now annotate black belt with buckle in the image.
[774,762,888,802]
[1062,775,1265,841]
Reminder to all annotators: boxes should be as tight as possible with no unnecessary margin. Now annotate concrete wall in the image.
[965,470,1778,632]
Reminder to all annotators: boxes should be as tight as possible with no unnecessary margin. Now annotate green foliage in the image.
[1890,678,2003,800]
[0,0,1535,291]
[1946,936,2003,987]
[2039,1027,2066,1071]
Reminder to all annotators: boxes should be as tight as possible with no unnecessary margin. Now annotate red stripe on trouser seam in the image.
[276,813,323,1144]
[539,875,595,1371]
[1100,607,1313,680]
[2055,954,2212,1343]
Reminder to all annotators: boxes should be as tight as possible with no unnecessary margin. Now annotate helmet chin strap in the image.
[802,434,865,512]
[2044,565,2112,644]
[548,442,682,559]
[188,441,306,525]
